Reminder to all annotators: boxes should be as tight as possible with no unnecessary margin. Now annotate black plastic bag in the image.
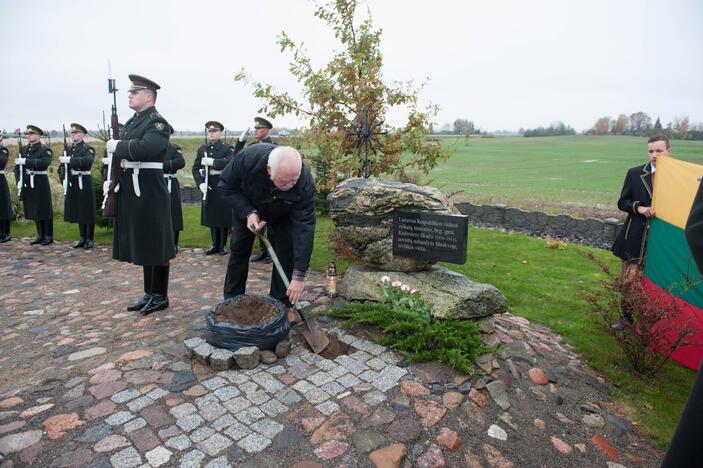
[206,294,290,351]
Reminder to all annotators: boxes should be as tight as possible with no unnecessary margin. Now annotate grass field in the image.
[420,135,703,217]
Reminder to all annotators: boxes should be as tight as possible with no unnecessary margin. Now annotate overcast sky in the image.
[1,0,701,133]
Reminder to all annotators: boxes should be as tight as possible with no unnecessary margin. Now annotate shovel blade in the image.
[301,317,330,354]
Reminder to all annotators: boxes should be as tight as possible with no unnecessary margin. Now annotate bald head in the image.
[267,146,302,191]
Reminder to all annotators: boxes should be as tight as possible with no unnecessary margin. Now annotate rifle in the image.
[16,128,24,198]
[61,124,69,195]
[102,65,120,217]
[202,127,209,201]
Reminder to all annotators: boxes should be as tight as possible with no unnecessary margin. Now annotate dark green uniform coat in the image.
[0,146,12,220]
[14,142,53,220]
[163,143,185,232]
[112,106,175,266]
[63,141,97,224]
[192,140,234,228]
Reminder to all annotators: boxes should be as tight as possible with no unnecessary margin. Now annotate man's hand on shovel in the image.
[246,212,267,233]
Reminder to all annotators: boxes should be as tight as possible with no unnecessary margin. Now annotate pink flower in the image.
[401,284,410,292]
[380,275,390,283]
[391,280,402,287]
[410,288,418,294]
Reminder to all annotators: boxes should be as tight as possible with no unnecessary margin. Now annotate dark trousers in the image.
[174,230,180,246]
[78,223,95,241]
[0,220,9,235]
[34,219,53,238]
[210,227,230,249]
[143,264,170,296]
[224,218,293,307]
[662,361,703,467]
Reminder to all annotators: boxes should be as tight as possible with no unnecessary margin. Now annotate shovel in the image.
[255,229,330,354]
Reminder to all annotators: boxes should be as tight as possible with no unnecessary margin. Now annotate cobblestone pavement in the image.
[0,240,663,467]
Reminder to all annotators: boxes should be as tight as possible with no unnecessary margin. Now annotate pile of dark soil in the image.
[214,296,278,326]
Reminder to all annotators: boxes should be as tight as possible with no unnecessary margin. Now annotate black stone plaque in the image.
[392,210,468,264]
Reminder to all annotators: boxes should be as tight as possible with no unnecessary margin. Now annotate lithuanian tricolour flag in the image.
[645,156,703,370]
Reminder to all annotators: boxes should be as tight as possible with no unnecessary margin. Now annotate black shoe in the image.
[30,236,44,245]
[264,255,272,264]
[73,239,86,249]
[140,294,169,315]
[205,245,218,255]
[127,294,152,311]
[219,246,229,256]
[0,234,10,243]
[83,240,94,249]
[40,236,53,246]
[250,250,267,262]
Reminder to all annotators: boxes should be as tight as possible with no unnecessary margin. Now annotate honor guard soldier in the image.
[234,117,277,263]
[0,135,12,242]
[164,125,185,250]
[60,123,97,249]
[192,121,235,255]
[105,75,175,315]
[14,125,54,245]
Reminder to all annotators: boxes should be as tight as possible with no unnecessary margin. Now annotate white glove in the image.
[103,181,110,193]
[106,139,120,153]
[59,156,70,164]
[201,156,214,167]
[15,157,26,165]
[17,181,22,190]
[199,183,207,194]
[102,157,111,165]
[239,128,250,142]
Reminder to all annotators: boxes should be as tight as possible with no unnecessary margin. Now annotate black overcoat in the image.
[192,139,234,228]
[0,146,12,220]
[63,141,97,223]
[218,143,316,274]
[612,163,653,261]
[111,106,175,266]
[163,143,185,232]
[14,142,53,220]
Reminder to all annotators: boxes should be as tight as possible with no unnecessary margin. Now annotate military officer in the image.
[14,125,53,245]
[164,125,185,250]
[234,117,277,263]
[105,74,175,315]
[0,135,12,242]
[192,121,235,255]
[60,123,97,249]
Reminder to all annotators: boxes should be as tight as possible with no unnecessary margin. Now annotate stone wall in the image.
[455,202,621,248]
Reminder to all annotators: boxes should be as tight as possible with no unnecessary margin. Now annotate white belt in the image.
[164,173,177,193]
[210,169,223,175]
[70,170,91,190]
[26,170,47,188]
[120,161,163,197]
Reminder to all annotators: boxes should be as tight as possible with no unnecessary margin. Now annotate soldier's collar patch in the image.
[155,122,164,131]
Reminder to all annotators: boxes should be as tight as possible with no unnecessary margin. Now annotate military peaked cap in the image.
[70,123,88,134]
[26,125,44,136]
[128,74,161,92]
[205,121,224,132]
[254,117,273,129]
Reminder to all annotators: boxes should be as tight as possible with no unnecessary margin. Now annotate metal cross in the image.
[346,108,387,178]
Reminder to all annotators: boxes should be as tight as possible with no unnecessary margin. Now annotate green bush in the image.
[329,302,485,374]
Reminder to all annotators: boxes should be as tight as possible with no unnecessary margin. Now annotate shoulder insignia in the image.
[176,149,183,154]
[155,122,164,131]
[88,148,95,155]
[46,148,52,155]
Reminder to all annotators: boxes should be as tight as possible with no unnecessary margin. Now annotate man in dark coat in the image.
[14,125,53,245]
[0,135,12,242]
[218,144,316,308]
[662,179,703,466]
[611,135,671,330]
[164,125,185,250]
[192,121,235,255]
[234,116,277,263]
[60,123,97,249]
[105,74,175,315]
